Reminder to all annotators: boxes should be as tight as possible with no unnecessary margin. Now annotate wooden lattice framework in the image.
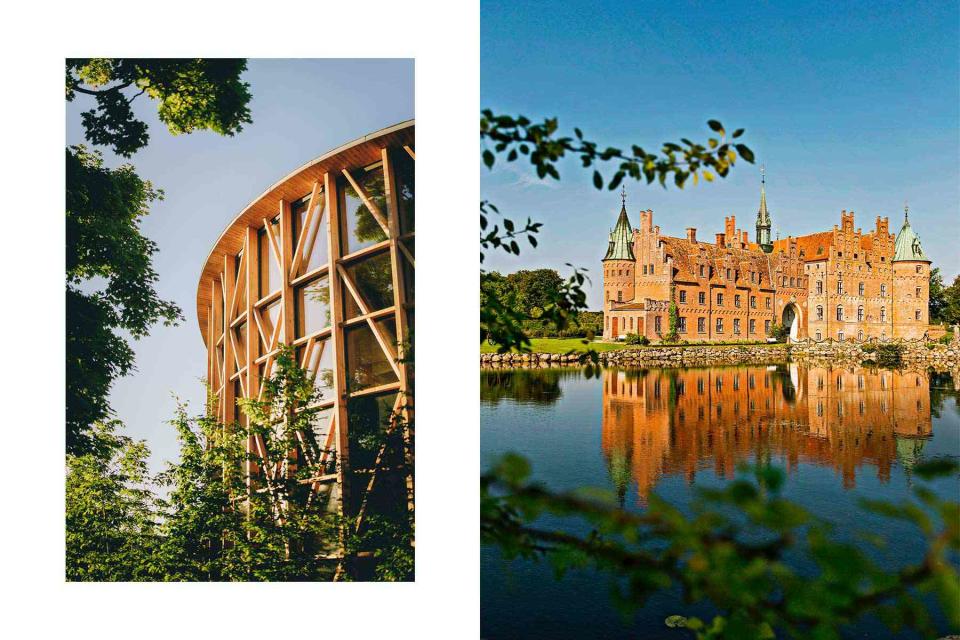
[196,121,414,560]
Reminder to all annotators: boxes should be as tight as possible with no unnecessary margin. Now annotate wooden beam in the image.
[263,217,283,276]
[325,171,352,522]
[222,255,237,426]
[403,145,415,160]
[279,199,296,344]
[341,168,390,238]
[300,198,327,279]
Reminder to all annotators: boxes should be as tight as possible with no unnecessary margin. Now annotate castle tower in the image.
[891,203,931,339]
[756,165,773,253]
[603,188,636,311]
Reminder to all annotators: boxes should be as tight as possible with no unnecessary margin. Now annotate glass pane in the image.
[261,300,281,351]
[299,337,335,402]
[302,406,335,473]
[395,150,414,235]
[401,238,414,304]
[296,276,331,338]
[258,218,281,297]
[345,322,398,393]
[343,251,394,318]
[234,322,247,355]
[346,392,399,471]
[343,166,388,255]
[296,195,329,275]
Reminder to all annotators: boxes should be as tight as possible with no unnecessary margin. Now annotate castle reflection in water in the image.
[602,365,932,503]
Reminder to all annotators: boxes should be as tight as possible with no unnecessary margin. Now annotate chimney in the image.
[725,216,736,243]
[742,230,749,245]
[686,227,697,242]
[716,232,726,247]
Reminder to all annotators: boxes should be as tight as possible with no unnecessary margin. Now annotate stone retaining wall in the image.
[480,340,960,369]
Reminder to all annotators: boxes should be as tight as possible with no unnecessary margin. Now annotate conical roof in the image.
[893,208,928,262]
[603,202,635,261]
[757,170,770,225]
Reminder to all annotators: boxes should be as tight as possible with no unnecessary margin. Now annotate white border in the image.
[0,1,479,637]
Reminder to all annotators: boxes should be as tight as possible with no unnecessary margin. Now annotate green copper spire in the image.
[756,165,773,252]
[893,203,929,262]
[603,189,635,261]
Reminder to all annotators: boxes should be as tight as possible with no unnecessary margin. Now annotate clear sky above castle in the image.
[481,0,958,310]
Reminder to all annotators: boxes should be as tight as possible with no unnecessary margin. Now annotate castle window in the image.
[618,269,622,276]
[764,320,771,334]
[858,330,863,341]
[750,296,756,309]
[816,305,823,320]
[782,276,788,286]
[765,297,771,309]
[880,307,886,322]
[916,265,922,274]
[699,265,705,277]
[859,282,864,296]
[678,317,687,333]
[790,277,795,287]
[749,319,756,333]
[836,305,844,321]
[816,331,822,340]
[854,254,858,259]
[626,269,630,276]
[733,318,741,335]
[816,280,823,294]
[717,293,724,306]
[726,268,732,279]
[751,272,756,283]
[735,294,741,308]
[716,318,724,333]
[679,290,687,303]
[837,279,844,295]
[915,287,921,297]
[642,265,647,275]
[838,331,844,341]
[698,291,706,305]
[630,317,633,330]
[857,306,864,321]
[880,284,886,297]
[915,309,921,321]
[649,263,654,274]
[698,317,706,333]
[654,316,662,333]
[617,290,622,302]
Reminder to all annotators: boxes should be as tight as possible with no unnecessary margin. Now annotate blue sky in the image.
[67,59,414,472]
[481,0,959,309]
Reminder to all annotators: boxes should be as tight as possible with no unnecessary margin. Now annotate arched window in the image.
[915,309,921,321]
[816,331,822,340]
[837,278,844,295]
[916,265,922,274]
[857,306,864,322]
[836,305,844,321]
[880,284,886,297]
[816,280,823,294]
[816,305,823,320]
[880,307,886,322]
[858,282,865,296]
[857,330,863,341]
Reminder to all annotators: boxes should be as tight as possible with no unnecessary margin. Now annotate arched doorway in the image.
[782,303,801,342]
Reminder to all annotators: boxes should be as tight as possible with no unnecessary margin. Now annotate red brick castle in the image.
[602,171,932,342]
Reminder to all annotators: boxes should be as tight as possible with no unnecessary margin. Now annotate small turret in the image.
[893,203,929,262]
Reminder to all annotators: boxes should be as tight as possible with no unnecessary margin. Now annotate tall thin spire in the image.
[904,200,909,222]
[621,184,627,208]
[756,165,773,252]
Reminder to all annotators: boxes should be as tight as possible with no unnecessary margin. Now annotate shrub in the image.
[624,333,649,346]
[938,333,954,345]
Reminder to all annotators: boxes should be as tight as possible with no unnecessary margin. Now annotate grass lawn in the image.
[480,338,787,354]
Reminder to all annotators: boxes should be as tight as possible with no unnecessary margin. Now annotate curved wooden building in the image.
[196,120,414,555]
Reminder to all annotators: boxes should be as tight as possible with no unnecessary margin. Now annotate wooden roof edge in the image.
[194,120,415,345]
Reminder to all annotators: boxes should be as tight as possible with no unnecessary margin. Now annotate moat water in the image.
[480,363,960,639]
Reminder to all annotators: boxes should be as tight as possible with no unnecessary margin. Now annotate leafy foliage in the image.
[67,350,411,581]
[929,267,948,323]
[482,454,960,639]
[65,58,252,456]
[66,146,182,456]
[66,420,162,581]
[937,273,960,327]
[768,322,790,343]
[66,58,252,157]
[480,111,753,352]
